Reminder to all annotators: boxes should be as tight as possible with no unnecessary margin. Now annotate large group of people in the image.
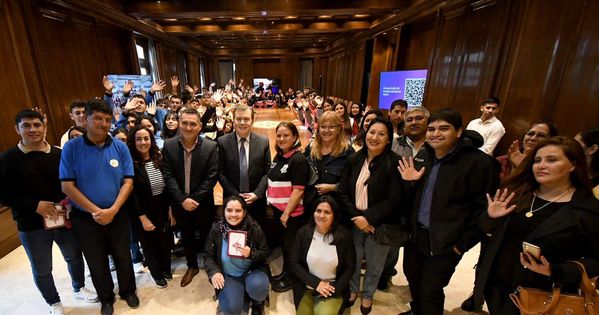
[1,75,598,315]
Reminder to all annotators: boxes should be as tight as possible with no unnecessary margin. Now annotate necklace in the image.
[526,188,571,218]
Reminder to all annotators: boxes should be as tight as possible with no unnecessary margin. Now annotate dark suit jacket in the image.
[128,162,170,220]
[337,149,404,228]
[217,132,271,199]
[162,135,218,214]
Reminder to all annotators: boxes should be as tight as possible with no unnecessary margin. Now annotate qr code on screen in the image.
[404,78,426,107]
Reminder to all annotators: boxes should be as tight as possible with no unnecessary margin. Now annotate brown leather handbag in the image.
[510,261,599,314]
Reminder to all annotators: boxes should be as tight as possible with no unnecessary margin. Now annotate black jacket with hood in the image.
[408,130,500,255]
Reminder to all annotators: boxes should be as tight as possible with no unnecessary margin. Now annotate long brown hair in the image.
[503,136,591,199]
[127,126,163,169]
[310,111,349,160]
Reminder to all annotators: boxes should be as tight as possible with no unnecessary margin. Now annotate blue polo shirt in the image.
[59,134,133,210]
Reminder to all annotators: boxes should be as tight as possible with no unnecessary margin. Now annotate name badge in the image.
[109,159,119,168]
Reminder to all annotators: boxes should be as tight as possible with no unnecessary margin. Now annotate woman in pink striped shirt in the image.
[267,121,311,292]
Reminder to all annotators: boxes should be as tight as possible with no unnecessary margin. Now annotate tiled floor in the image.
[0,109,489,314]
[0,243,487,314]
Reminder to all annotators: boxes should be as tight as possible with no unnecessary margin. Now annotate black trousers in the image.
[175,206,215,269]
[271,207,307,275]
[133,194,171,280]
[403,226,462,315]
[381,245,400,280]
[71,208,136,303]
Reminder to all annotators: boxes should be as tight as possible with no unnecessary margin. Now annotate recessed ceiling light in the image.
[383,32,387,35]
[232,17,246,20]
[284,16,297,19]
[394,27,398,30]
[354,14,369,18]
[164,18,177,22]
[318,15,333,19]
[220,46,224,48]
[199,17,212,21]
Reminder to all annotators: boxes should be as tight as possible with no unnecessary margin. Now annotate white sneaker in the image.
[49,302,65,315]
[74,287,99,303]
[108,255,116,271]
[133,262,145,274]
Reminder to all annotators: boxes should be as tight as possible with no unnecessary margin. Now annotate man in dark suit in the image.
[162,108,218,287]
[217,105,271,227]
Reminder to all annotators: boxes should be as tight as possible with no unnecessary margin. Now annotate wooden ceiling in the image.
[123,0,410,52]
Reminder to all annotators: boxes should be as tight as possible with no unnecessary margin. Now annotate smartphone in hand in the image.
[522,242,541,261]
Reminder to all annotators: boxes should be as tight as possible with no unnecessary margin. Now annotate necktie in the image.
[239,138,249,192]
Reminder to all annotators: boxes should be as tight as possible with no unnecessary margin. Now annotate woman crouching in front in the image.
[205,195,270,315]
[289,195,356,315]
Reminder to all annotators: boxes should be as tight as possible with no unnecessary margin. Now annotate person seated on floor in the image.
[205,195,270,315]
[0,109,98,315]
[289,195,356,315]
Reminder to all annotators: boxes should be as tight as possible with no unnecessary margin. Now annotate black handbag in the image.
[372,223,409,247]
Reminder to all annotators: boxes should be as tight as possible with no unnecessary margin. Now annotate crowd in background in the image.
[1,75,599,315]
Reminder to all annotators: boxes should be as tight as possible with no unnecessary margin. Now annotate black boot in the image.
[251,300,265,315]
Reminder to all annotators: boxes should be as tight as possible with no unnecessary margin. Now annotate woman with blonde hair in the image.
[304,111,354,213]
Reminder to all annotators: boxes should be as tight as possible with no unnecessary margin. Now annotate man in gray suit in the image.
[217,105,271,226]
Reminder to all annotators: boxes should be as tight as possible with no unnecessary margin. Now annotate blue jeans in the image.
[19,228,85,305]
[129,226,144,264]
[350,227,390,300]
[218,270,269,315]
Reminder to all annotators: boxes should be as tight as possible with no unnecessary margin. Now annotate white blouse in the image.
[306,229,338,284]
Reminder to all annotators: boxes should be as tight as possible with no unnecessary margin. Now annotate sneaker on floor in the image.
[49,302,64,315]
[121,294,140,309]
[74,286,99,303]
[133,262,145,273]
[108,256,116,271]
[163,271,173,281]
[154,278,168,289]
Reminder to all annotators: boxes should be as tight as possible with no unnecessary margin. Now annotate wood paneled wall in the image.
[321,0,599,153]
[399,0,599,151]
[0,0,134,148]
[0,0,205,258]
[227,58,303,91]
[323,44,366,102]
